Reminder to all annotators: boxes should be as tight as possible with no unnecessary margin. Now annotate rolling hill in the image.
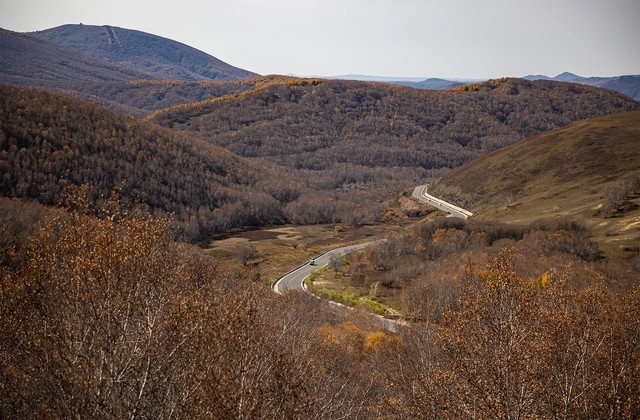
[147,77,639,176]
[430,110,640,253]
[32,24,257,81]
[0,82,392,236]
[0,84,285,238]
[0,26,260,117]
[0,28,153,86]
[525,72,640,100]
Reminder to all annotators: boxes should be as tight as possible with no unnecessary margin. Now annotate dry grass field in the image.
[201,223,387,283]
[432,111,640,256]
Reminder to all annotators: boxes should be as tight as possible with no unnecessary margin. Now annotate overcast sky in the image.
[1,0,638,79]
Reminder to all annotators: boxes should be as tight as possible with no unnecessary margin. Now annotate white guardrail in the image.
[412,185,473,219]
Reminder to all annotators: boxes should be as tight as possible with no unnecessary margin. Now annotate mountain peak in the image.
[554,71,581,81]
[31,24,257,81]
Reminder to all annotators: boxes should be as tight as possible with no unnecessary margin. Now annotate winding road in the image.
[271,239,401,331]
[273,240,382,294]
[273,185,471,295]
[271,186,471,331]
[412,185,473,219]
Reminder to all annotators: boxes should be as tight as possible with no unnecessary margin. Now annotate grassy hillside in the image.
[32,24,257,81]
[431,111,640,254]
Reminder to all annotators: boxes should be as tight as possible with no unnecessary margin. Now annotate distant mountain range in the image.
[2,24,638,100]
[324,72,640,99]
[323,74,471,90]
[523,72,640,100]
[393,78,465,90]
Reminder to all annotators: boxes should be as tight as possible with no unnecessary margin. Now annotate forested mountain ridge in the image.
[32,24,258,81]
[0,84,288,238]
[148,77,639,174]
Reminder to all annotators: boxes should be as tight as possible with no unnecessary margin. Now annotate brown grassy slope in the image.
[431,111,640,253]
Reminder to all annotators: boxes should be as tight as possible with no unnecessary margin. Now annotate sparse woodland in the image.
[1,69,639,418]
[1,197,638,418]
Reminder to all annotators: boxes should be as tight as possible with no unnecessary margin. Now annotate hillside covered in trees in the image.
[1,195,638,418]
[0,83,398,237]
[149,77,639,176]
[0,84,289,238]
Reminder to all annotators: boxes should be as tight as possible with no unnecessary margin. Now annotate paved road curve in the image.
[273,240,381,294]
[274,185,470,294]
[271,239,401,331]
[272,183,470,330]
[412,185,473,219]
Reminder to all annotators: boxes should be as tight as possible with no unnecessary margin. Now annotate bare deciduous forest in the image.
[1,40,639,417]
[1,198,638,418]
[2,80,638,240]
[149,77,638,173]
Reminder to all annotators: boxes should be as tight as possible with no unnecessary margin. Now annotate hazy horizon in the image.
[1,0,638,79]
